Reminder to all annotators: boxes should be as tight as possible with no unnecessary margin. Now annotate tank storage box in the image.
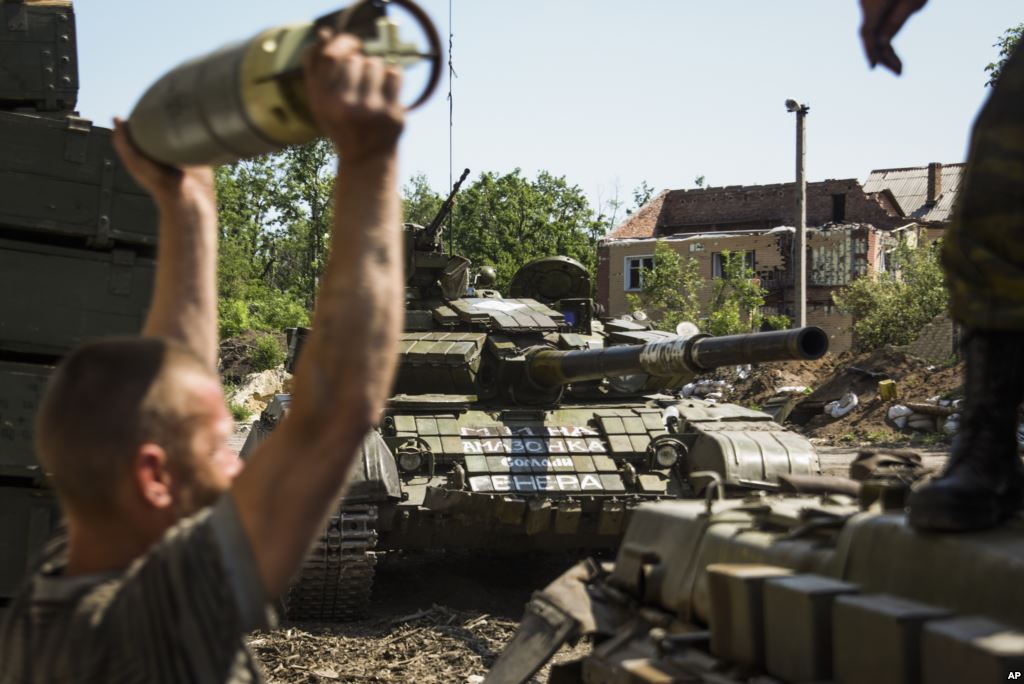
[0,486,58,596]
[0,237,154,355]
[0,360,52,477]
[0,110,158,248]
[0,0,159,600]
[0,0,78,111]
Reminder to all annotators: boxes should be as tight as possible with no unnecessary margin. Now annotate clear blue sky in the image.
[77,1,1020,215]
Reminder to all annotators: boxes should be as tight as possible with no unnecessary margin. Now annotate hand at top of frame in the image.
[303,31,405,164]
[859,0,927,75]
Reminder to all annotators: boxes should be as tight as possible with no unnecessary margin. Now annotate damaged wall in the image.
[601,224,896,354]
[902,314,959,363]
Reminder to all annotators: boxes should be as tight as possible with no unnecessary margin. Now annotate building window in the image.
[624,255,654,291]
[711,251,755,279]
[832,193,846,222]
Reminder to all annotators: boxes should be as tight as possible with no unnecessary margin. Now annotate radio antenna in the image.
[446,0,457,253]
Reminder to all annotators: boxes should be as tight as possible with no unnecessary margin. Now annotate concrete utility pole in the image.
[785,99,810,328]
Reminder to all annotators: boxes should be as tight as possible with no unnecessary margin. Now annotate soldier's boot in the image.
[907,329,1024,532]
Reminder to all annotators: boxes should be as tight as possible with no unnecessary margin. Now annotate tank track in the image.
[284,504,378,621]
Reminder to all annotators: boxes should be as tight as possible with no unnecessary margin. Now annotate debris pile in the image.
[886,398,963,433]
[886,397,1024,448]
[681,378,733,403]
[703,347,965,444]
[714,355,835,409]
[247,604,582,683]
[227,367,292,418]
[788,348,964,444]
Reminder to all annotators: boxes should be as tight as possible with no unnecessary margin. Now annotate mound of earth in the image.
[791,348,964,443]
[706,347,964,445]
[717,355,838,408]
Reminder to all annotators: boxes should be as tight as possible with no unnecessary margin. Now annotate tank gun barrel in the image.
[526,326,828,389]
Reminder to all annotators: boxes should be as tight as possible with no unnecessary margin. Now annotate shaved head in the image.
[36,337,218,517]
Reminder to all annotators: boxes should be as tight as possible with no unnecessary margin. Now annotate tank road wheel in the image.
[283,504,379,621]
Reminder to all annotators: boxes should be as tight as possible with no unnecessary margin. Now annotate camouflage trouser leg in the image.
[943,42,1024,330]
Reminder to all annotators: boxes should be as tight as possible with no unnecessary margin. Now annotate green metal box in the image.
[0,360,51,477]
[0,237,154,355]
[0,0,78,111]
[0,111,158,248]
[0,485,57,597]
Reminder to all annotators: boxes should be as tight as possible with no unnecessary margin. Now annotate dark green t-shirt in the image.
[0,495,273,683]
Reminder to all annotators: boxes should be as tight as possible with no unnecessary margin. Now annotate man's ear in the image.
[134,443,174,509]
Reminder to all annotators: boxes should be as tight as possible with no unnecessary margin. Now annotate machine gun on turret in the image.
[416,167,471,250]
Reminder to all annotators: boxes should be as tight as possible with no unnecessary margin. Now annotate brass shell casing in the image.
[239,24,319,146]
[128,23,321,165]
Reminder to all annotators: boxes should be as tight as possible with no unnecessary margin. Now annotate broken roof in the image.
[863,163,964,224]
[607,189,668,240]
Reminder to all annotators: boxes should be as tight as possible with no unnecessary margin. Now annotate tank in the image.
[486,481,1024,684]
[0,0,159,600]
[241,171,829,621]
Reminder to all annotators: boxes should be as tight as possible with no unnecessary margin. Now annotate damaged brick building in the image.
[599,163,963,352]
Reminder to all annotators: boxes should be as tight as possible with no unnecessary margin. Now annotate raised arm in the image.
[230,32,406,598]
[111,124,219,369]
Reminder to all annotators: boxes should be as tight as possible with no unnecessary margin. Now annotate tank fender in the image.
[342,430,402,503]
[238,395,400,503]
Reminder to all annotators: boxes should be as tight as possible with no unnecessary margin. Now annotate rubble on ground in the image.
[227,367,292,418]
[705,348,965,445]
[787,348,964,444]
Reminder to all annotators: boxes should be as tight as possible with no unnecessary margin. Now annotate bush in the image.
[219,299,252,339]
[218,289,310,340]
[228,401,251,422]
[255,291,310,332]
[705,250,770,336]
[247,335,285,372]
[833,240,947,351]
[762,314,791,331]
[626,241,702,333]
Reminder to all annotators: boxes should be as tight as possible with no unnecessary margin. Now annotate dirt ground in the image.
[246,553,590,683]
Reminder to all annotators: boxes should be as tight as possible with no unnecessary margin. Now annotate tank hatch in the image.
[508,256,590,304]
[439,297,565,331]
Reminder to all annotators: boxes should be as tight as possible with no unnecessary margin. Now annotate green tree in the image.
[625,181,655,216]
[833,239,948,351]
[213,142,332,338]
[446,169,603,290]
[273,140,336,308]
[626,241,702,332]
[705,250,777,335]
[986,23,1023,87]
[402,173,444,226]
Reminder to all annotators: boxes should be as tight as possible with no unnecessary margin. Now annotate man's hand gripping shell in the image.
[304,31,405,163]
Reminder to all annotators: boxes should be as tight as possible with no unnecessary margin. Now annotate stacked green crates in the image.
[0,0,158,598]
